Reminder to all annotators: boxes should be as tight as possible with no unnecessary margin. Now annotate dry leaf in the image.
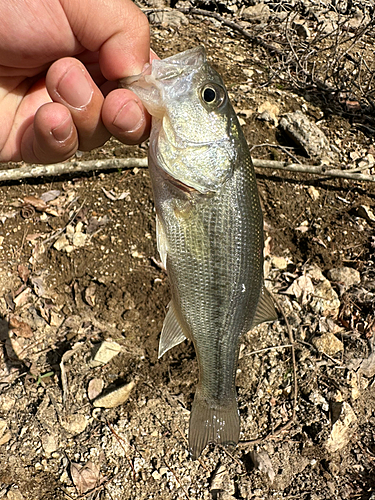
[40,190,61,202]
[9,316,33,338]
[31,277,45,297]
[70,461,101,494]
[23,195,48,212]
[13,287,32,308]
[17,264,30,283]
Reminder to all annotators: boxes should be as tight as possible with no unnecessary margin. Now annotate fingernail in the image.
[56,66,93,108]
[51,116,73,142]
[113,100,144,133]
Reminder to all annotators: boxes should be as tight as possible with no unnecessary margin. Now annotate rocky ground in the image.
[0,1,375,499]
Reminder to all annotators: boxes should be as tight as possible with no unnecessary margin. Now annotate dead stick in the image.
[0,158,148,182]
[1,157,374,183]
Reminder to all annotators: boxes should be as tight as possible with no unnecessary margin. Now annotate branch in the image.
[252,158,375,182]
[0,158,148,182]
[0,157,374,183]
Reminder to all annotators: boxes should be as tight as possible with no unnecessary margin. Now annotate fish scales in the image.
[124,46,277,459]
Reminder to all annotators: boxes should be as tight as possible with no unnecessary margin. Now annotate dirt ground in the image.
[1,2,375,499]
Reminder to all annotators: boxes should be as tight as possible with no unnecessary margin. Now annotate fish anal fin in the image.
[158,301,187,359]
[189,390,240,459]
[251,285,278,329]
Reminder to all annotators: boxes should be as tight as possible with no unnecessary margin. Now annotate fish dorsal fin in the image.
[158,301,187,358]
[156,214,168,269]
[251,285,278,328]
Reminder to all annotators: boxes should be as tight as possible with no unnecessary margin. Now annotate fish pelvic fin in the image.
[251,284,278,329]
[189,390,240,460]
[158,301,187,358]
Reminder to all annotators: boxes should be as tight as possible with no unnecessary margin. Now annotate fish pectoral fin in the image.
[251,285,278,328]
[156,213,168,269]
[158,301,187,358]
[189,390,240,459]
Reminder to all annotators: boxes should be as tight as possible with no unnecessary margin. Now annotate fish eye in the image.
[201,83,226,108]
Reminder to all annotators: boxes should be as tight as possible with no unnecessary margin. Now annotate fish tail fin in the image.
[189,390,240,459]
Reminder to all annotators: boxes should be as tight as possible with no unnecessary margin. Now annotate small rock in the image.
[313,332,343,356]
[242,3,270,23]
[49,310,64,327]
[89,340,122,368]
[270,256,288,270]
[41,433,59,456]
[211,464,235,495]
[310,279,340,317]
[358,351,375,378]
[152,470,161,481]
[61,414,88,435]
[327,267,361,291]
[279,110,330,159]
[257,101,279,126]
[325,402,357,453]
[149,10,189,28]
[250,450,275,482]
[0,431,11,446]
[93,380,135,408]
[72,232,87,248]
[6,488,24,500]
[307,186,320,201]
[53,235,69,251]
[348,371,368,400]
[88,378,104,401]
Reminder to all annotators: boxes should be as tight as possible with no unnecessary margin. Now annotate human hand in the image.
[0,0,151,164]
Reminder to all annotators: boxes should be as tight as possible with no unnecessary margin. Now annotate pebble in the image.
[61,414,88,435]
[41,433,59,456]
[313,332,343,356]
[53,235,69,251]
[279,110,330,159]
[250,450,275,482]
[6,488,24,500]
[93,380,135,408]
[257,101,279,126]
[88,378,104,400]
[327,267,361,291]
[310,279,340,317]
[325,402,357,453]
[149,10,188,28]
[89,340,122,368]
[242,3,270,23]
[270,256,289,270]
[211,464,235,495]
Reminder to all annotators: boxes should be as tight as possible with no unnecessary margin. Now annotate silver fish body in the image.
[125,47,276,458]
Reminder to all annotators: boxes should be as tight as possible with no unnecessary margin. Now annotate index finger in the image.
[60,0,150,79]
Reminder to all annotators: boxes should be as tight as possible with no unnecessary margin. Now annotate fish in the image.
[124,46,277,459]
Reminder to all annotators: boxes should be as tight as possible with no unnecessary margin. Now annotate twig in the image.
[163,457,191,500]
[252,158,375,182]
[1,157,375,183]
[106,421,137,480]
[0,158,148,182]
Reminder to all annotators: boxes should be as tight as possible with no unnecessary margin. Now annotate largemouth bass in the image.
[125,47,277,459]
